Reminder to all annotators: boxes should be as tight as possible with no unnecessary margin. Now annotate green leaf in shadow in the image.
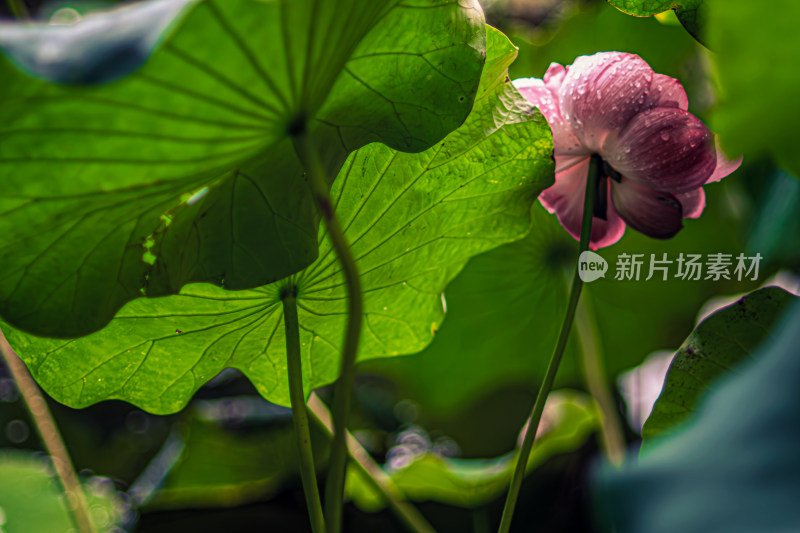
[0,0,486,337]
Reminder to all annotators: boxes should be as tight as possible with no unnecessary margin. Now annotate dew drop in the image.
[660,131,670,141]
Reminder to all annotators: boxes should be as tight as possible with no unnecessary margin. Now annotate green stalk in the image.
[307,393,437,533]
[5,0,29,19]
[282,294,326,533]
[575,294,626,466]
[0,329,97,533]
[293,133,363,533]
[497,155,600,533]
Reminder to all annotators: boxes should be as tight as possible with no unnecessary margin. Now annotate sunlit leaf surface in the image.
[3,29,554,413]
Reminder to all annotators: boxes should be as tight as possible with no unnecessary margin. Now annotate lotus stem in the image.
[307,393,437,533]
[575,293,626,466]
[497,154,600,533]
[293,131,363,533]
[0,328,97,533]
[282,293,326,533]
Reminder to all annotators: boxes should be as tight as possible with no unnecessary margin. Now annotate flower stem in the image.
[282,294,326,533]
[5,0,29,19]
[497,155,600,533]
[575,293,626,466]
[0,328,97,533]
[307,393,437,533]
[293,134,363,533]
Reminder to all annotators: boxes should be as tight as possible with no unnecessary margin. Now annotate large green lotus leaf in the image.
[596,301,800,533]
[642,287,796,446]
[606,0,706,43]
[346,390,598,511]
[2,28,554,413]
[708,0,800,178]
[0,0,486,338]
[0,450,125,533]
[362,182,764,415]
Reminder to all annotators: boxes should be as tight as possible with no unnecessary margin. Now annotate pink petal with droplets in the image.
[605,107,716,194]
[513,77,587,170]
[539,157,626,249]
[611,178,684,239]
[706,136,743,183]
[557,52,654,152]
[645,73,689,110]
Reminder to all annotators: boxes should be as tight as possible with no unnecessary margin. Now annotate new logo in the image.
[577,251,608,282]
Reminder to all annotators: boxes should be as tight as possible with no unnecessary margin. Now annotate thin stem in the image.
[0,328,97,533]
[293,133,363,533]
[307,393,437,533]
[575,293,626,466]
[5,0,29,19]
[497,155,600,533]
[282,295,326,533]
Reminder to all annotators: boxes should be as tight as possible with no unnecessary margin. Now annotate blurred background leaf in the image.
[642,287,796,446]
[708,0,800,179]
[137,399,328,511]
[597,300,800,533]
[0,450,129,533]
[346,390,598,511]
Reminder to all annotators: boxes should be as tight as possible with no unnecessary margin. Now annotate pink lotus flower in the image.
[514,52,741,249]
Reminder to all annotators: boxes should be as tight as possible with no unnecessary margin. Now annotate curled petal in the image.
[540,157,626,249]
[606,107,716,194]
[611,178,684,239]
[558,52,654,152]
[645,73,689,111]
[543,62,567,93]
[513,77,588,169]
[706,136,743,183]
[676,188,706,219]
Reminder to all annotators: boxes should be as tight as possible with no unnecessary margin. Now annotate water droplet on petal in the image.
[660,131,670,141]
